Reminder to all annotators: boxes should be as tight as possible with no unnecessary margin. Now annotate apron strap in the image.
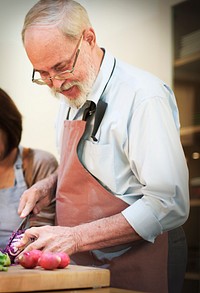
[14,147,27,188]
[89,58,115,141]
[66,108,70,120]
[82,101,96,121]
[82,100,108,141]
[91,100,107,141]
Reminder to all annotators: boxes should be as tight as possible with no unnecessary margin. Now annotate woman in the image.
[0,88,58,250]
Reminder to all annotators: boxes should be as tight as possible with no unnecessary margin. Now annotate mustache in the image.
[52,81,80,94]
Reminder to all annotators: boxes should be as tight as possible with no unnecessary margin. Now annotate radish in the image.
[56,252,70,268]
[18,250,70,270]
[29,249,42,262]
[38,252,61,270]
[18,252,38,269]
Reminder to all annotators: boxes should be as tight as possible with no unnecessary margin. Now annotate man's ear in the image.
[84,28,96,48]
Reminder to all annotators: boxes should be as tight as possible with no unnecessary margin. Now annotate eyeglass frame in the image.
[31,34,84,85]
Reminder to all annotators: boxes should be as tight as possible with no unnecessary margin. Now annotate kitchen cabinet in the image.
[172,0,200,292]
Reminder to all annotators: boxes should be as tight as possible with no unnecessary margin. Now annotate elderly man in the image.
[17,1,189,292]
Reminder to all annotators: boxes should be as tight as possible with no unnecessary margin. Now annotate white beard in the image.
[51,53,97,109]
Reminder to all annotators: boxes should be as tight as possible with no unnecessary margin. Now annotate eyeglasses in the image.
[32,34,83,85]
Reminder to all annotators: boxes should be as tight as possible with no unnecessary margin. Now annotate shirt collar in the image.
[61,49,115,120]
[88,49,116,105]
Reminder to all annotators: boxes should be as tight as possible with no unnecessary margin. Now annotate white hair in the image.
[22,0,91,42]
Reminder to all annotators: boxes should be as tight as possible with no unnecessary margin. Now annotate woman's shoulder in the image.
[21,147,58,187]
[32,148,58,164]
[23,147,57,164]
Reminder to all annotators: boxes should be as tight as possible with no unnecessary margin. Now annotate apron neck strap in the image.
[85,58,116,141]
[91,100,107,141]
[82,101,96,121]
[82,100,108,142]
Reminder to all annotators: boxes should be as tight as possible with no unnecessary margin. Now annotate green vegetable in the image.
[0,251,11,271]
[0,264,8,271]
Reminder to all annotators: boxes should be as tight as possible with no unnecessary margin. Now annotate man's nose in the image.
[51,78,66,90]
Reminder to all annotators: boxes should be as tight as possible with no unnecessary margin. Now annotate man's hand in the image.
[18,172,58,218]
[16,213,140,258]
[15,225,79,256]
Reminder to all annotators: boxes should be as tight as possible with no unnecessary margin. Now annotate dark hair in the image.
[0,88,22,154]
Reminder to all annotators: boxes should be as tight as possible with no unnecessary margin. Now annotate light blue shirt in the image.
[55,50,189,242]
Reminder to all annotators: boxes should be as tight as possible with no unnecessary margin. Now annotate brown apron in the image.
[56,107,168,292]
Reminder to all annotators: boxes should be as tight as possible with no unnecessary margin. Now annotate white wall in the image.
[0,0,181,160]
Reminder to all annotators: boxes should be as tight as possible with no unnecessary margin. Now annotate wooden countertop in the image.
[8,288,144,293]
[0,265,146,293]
[0,264,110,292]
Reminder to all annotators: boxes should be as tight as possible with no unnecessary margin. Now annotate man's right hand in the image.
[18,172,58,218]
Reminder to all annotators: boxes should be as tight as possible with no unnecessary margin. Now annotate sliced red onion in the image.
[3,230,25,263]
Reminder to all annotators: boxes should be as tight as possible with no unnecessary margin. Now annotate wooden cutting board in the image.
[0,264,110,292]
